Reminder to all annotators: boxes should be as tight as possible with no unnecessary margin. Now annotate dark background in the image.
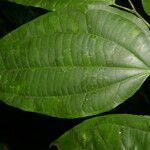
[0,0,150,149]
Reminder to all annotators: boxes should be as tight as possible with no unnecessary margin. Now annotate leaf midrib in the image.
[0,66,149,72]
[1,73,148,98]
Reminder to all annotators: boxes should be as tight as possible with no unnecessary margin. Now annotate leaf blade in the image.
[51,114,150,150]
[7,0,115,10]
[0,5,150,118]
[142,0,150,16]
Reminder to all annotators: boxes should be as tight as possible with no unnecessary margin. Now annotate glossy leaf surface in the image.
[51,115,150,150]
[0,4,150,118]
[142,0,150,16]
[7,0,115,10]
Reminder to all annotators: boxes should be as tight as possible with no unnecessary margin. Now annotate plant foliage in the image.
[142,0,150,16]
[0,0,150,149]
[51,115,150,150]
[0,0,150,118]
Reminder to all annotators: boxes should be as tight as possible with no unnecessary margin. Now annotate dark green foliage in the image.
[0,0,150,150]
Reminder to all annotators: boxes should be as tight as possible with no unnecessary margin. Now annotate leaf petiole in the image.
[113,0,150,28]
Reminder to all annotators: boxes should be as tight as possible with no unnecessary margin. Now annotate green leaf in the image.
[7,0,115,10]
[0,4,150,118]
[142,0,150,16]
[50,114,150,150]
